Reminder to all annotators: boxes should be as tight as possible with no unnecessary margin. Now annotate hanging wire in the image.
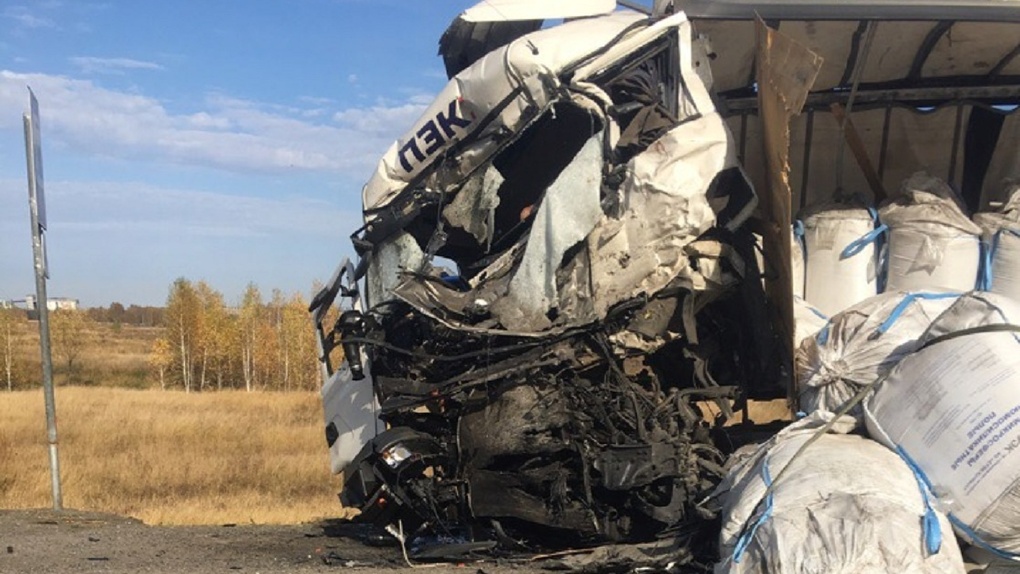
[834,21,879,194]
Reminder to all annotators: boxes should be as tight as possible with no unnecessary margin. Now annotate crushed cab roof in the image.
[361,11,651,214]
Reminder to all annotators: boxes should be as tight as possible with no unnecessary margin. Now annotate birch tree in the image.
[204,301,233,391]
[284,292,318,391]
[151,278,327,392]
[269,289,288,391]
[238,283,263,392]
[50,309,92,384]
[0,308,21,391]
[164,278,201,392]
[150,337,172,390]
[195,281,231,392]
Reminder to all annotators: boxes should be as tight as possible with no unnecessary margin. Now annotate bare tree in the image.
[0,308,22,391]
[50,309,93,384]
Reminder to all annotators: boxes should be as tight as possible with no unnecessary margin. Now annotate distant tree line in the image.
[85,303,164,327]
[0,306,74,390]
[2,278,327,393]
[152,278,321,393]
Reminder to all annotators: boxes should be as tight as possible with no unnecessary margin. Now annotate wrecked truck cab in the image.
[311,4,779,555]
[356,10,757,316]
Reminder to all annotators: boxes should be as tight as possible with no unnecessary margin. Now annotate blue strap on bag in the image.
[895,445,943,555]
[733,458,775,563]
[981,227,1020,291]
[868,292,961,340]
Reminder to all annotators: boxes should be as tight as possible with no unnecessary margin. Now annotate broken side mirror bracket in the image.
[338,310,369,380]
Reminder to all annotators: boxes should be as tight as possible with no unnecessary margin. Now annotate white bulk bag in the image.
[975,183,1020,299]
[864,292,1020,556]
[981,227,1020,299]
[792,296,827,350]
[712,412,964,574]
[799,203,880,316]
[795,290,959,421]
[881,172,981,292]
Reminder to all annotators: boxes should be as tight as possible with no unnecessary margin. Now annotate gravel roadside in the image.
[0,509,529,574]
[7,509,1018,574]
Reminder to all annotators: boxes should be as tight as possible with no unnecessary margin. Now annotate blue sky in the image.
[0,0,478,307]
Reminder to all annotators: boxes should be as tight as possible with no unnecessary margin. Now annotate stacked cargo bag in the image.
[712,412,965,574]
[975,183,1020,299]
[792,296,827,349]
[799,202,880,316]
[795,290,959,420]
[880,171,982,292]
[864,292,1020,556]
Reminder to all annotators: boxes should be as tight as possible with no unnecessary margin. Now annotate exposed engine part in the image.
[330,278,776,564]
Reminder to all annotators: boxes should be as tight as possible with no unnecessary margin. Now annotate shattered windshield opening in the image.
[408,101,604,278]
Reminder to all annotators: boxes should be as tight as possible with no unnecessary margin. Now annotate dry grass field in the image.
[4,318,160,389]
[0,315,791,529]
[85,323,161,388]
[0,387,346,525]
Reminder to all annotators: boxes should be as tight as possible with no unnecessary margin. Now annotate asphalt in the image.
[0,509,534,574]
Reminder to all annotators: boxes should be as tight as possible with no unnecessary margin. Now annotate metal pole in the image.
[24,88,62,511]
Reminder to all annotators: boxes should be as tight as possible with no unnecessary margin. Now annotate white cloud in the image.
[408,92,436,106]
[298,95,335,106]
[3,5,56,29]
[185,111,232,130]
[421,68,450,80]
[70,56,164,75]
[0,178,361,239]
[332,101,427,137]
[0,70,431,177]
[0,176,364,306]
[295,96,334,119]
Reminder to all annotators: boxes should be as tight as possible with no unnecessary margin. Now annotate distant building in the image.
[0,299,12,309]
[50,298,80,311]
[23,295,79,311]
